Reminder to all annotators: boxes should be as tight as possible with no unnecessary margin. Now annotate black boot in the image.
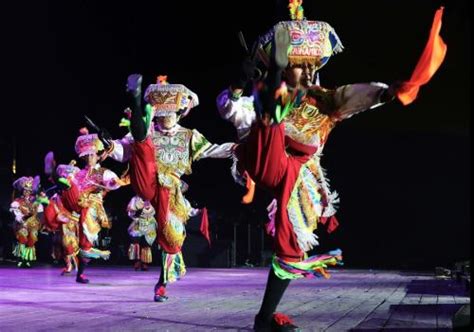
[76,258,89,284]
[126,74,147,142]
[254,313,300,332]
[154,283,168,302]
[272,24,290,71]
[253,268,300,331]
[255,25,290,124]
[154,266,168,302]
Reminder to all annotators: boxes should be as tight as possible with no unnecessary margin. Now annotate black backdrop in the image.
[0,0,470,270]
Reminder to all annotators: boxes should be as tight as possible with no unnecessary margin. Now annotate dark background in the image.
[0,0,470,270]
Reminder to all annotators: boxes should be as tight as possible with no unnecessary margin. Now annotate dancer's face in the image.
[83,153,98,167]
[143,200,153,212]
[283,63,316,89]
[156,113,177,130]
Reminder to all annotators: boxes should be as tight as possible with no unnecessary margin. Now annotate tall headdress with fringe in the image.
[74,127,104,157]
[258,0,343,71]
[144,75,199,119]
[13,176,39,193]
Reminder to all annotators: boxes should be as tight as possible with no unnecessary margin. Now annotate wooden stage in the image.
[0,264,469,331]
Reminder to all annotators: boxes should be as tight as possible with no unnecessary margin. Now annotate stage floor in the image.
[0,264,469,331]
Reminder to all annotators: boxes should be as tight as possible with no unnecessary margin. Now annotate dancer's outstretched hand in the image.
[382,81,404,102]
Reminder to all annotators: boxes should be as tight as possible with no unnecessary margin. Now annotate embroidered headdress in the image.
[259,0,343,71]
[13,176,40,193]
[74,127,104,157]
[144,75,199,119]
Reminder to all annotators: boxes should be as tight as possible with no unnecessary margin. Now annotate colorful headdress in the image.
[56,162,80,179]
[74,127,104,157]
[13,176,38,193]
[258,0,343,71]
[144,75,199,119]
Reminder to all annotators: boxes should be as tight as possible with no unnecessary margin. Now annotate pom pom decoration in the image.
[288,0,304,21]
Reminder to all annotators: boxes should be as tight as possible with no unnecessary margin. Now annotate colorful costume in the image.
[127,195,157,271]
[9,176,47,267]
[215,1,413,330]
[219,4,446,284]
[44,187,81,275]
[219,83,394,261]
[44,130,124,283]
[111,75,233,301]
[42,152,80,274]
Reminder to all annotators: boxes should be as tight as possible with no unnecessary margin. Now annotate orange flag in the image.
[396,7,447,105]
[200,207,211,246]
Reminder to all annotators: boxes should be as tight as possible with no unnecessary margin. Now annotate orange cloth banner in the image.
[397,7,447,105]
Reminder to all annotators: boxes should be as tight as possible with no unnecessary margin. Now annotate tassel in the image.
[157,75,168,85]
[241,171,255,204]
[119,118,131,128]
[288,0,304,21]
[320,215,339,233]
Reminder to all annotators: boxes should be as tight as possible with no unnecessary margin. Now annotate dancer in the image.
[10,176,48,268]
[126,195,157,271]
[44,130,126,283]
[109,74,233,302]
[43,160,81,275]
[42,152,80,275]
[216,2,446,330]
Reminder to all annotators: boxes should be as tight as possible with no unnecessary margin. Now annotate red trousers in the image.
[54,184,93,251]
[236,122,316,262]
[16,233,36,247]
[129,138,178,254]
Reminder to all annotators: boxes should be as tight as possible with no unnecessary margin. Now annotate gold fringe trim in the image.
[162,222,186,249]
